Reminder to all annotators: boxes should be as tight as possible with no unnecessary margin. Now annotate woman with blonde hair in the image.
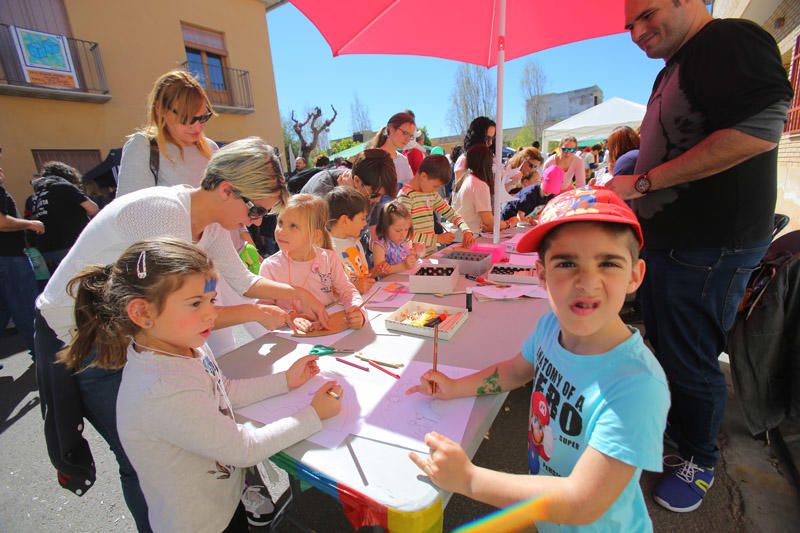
[116,70,218,196]
[35,137,319,531]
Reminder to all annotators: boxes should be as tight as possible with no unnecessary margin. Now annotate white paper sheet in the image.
[236,357,478,452]
[362,282,414,309]
[472,284,548,300]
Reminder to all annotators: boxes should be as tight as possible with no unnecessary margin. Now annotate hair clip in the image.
[136,250,147,279]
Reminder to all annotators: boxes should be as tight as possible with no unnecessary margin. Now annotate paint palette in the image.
[409,262,459,294]
[487,265,539,285]
[440,250,492,276]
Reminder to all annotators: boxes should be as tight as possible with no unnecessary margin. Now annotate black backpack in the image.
[287,167,323,194]
[149,138,159,185]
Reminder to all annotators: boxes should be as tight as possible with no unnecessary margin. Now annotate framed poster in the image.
[11,25,80,89]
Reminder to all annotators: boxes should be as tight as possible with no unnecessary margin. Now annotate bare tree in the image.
[350,93,372,134]
[520,60,547,143]
[290,105,338,162]
[447,64,496,136]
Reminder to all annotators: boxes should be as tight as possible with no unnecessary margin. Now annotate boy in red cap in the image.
[407,186,669,531]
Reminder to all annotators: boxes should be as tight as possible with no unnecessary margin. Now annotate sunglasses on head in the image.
[173,108,213,125]
[232,189,269,220]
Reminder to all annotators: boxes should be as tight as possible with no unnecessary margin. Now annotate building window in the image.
[785,35,800,135]
[32,149,101,175]
[181,23,230,105]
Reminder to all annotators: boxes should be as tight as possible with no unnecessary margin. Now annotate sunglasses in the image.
[561,147,577,153]
[173,108,213,125]
[233,190,269,220]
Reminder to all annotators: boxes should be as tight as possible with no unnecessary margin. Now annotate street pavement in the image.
[2,326,798,532]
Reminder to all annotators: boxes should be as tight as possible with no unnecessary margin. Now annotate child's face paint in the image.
[204,276,217,294]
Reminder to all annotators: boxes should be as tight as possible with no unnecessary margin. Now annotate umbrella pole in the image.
[492,0,506,244]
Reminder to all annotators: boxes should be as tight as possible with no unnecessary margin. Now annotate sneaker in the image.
[653,456,715,512]
[241,484,276,526]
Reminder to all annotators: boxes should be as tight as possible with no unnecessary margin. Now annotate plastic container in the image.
[440,250,492,276]
[470,243,506,263]
[408,262,460,294]
[385,301,469,340]
[487,264,539,285]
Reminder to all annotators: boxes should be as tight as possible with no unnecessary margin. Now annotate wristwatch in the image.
[634,172,652,195]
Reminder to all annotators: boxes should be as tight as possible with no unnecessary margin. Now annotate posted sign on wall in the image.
[11,26,80,89]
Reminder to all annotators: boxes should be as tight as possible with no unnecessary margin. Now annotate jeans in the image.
[41,248,69,275]
[34,312,152,532]
[0,254,38,355]
[639,243,769,467]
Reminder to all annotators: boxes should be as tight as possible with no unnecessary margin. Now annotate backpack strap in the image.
[148,138,159,185]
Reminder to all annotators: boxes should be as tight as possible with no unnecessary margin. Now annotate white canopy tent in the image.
[541,97,646,151]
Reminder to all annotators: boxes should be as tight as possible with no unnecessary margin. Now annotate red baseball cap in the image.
[516,186,643,254]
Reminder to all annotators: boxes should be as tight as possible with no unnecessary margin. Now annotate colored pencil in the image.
[368,359,400,379]
[326,389,341,400]
[357,286,380,309]
[432,325,439,394]
[335,356,370,372]
[354,354,404,369]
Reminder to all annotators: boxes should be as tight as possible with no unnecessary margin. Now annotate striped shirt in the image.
[397,185,470,251]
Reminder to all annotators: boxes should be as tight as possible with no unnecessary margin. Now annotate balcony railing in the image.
[181,60,254,113]
[0,23,109,102]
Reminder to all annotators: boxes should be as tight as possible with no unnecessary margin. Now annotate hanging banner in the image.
[11,25,80,89]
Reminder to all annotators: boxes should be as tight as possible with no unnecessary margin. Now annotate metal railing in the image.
[181,60,253,111]
[0,23,109,96]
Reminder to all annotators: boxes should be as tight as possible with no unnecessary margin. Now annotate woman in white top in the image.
[453,145,512,235]
[542,135,586,191]
[367,111,416,187]
[117,70,219,196]
[34,137,327,532]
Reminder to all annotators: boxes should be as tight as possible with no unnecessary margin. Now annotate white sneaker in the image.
[241,485,276,526]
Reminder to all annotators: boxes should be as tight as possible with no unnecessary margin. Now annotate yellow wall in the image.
[0,0,282,204]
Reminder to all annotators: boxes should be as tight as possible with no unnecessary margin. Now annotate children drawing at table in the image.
[406,187,670,531]
[372,201,421,275]
[326,186,378,294]
[398,154,476,253]
[60,238,343,532]
[260,193,365,332]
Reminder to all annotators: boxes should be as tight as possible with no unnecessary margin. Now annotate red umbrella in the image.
[290,0,626,240]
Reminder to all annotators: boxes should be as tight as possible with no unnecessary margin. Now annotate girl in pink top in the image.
[259,194,365,333]
[542,135,586,191]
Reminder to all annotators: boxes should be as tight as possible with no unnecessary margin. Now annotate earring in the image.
[144,320,153,328]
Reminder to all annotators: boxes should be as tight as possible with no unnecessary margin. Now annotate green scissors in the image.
[309,344,355,356]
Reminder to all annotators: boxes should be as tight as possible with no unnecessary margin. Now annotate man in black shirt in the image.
[0,156,45,357]
[30,162,98,272]
[608,0,793,513]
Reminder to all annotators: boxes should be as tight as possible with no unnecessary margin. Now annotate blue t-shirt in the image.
[522,312,670,532]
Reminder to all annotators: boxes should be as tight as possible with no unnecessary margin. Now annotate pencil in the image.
[354,354,404,368]
[326,389,341,400]
[335,356,370,372]
[368,359,400,379]
[432,325,439,394]
[357,286,380,309]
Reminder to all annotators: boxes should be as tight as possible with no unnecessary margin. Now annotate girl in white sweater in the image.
[60,238,343,532]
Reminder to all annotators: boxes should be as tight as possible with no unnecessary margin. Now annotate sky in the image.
[266,3,667,142]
